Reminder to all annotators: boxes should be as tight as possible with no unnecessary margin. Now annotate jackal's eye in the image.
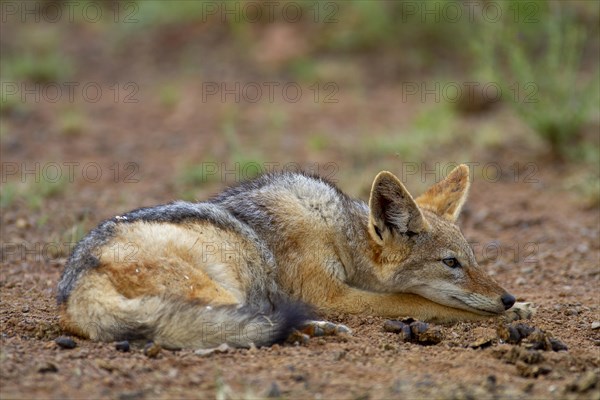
[442,257,461,268]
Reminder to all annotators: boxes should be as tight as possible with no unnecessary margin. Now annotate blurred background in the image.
[1,0,599,240]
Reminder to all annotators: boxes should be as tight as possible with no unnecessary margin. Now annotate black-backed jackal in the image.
[57,165,531,349]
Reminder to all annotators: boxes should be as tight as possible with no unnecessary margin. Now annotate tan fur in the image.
[416,164,470,221]
[97,222,247,304]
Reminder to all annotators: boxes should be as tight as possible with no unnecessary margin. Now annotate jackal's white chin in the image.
[410,286,504,315]
[450,295,504,315]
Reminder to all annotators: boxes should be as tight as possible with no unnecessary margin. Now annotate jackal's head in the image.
[366,164,515,316]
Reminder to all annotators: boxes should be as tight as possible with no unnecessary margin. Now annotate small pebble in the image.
[398,324,413,342]
[55,336,77,349]
[383,320,406,334]
[549,338,568,352]
[410,321,429,336]
[412,324,444,345]
[292,374,307,382]
[515,323,535,338]
[144,342,161,358]
[591,321,600,330]
[37,362,58,373]
[21,306,29,313]
[564,308,579,316]
[382,320,413,342]
[497,324,522,344]
[115,340,130,352]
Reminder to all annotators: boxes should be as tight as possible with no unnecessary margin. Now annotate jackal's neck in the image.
[336,200,391,291]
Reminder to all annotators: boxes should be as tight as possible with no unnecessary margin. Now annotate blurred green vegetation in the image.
[0,25,73,83]
[366,103,457,161]
[487,1,599,159]
[2,0,598,164]
[0,24,74,115]
[57,108,86,136]
[0,174,69,210]
[0,182,18,209]
[158,84,182,111]
[121,0,598,161]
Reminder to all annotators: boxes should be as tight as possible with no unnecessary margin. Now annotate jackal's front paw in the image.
[504,302,536,322]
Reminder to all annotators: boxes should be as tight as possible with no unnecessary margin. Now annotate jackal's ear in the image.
[368,171,430,245]
[415,164,470,222]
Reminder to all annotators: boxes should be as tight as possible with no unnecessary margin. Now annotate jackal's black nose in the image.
[501,293,516,310]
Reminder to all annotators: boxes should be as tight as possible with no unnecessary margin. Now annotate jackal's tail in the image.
[60,278,311,349]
